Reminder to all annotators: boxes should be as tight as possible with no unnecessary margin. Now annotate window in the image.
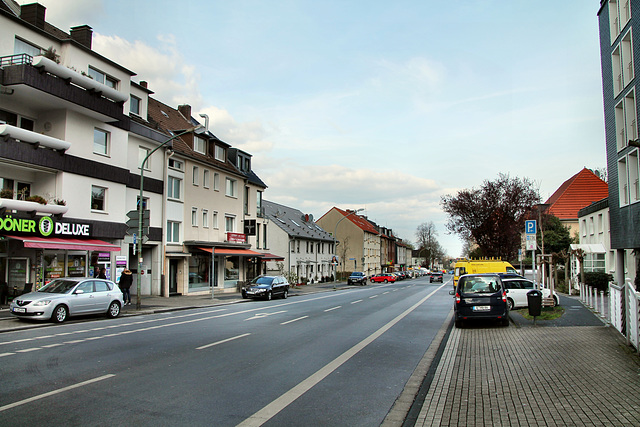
[257,190,263,216]
[138,147,150,170]
[244,186,249,215]
[91,186,106,211]
[203,209,209,228]
[613,45,623,94]
[630,149,640,203]
[598,213,604,235]
[130,95,141,115]
[168,158,183,171]
[213,173,220,191]
[215,145,225,161]
[194,136,206,154]
[14,37,41,57]
[226,178,237,197]
[616,101,626,150]
[93,128,109,156]
[589,217,595,235]
[621,31,634,87]
[192,207,198,226]
[167,221,180,243]
[625,90,637,143]
[193,166,199,186]
[225,215,236,233]
[609,0,620,42]
[203,170,210,188]
[88,67,117,89]
[168,176,181,200]
[213,211,219,229]
[619,157,629,205]
[256,223,261,249]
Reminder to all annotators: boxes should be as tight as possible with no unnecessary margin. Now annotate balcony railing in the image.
[0,53,33,68]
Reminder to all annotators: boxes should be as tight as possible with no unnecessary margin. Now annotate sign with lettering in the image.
[0,214,92,238]
[226,232,246,243]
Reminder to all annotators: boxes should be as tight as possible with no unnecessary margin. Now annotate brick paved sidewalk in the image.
[415,325,640,426]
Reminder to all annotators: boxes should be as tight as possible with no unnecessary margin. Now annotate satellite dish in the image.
[309,214,314,222]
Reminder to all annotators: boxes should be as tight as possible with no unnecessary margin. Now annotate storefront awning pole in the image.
[211,249,215,299]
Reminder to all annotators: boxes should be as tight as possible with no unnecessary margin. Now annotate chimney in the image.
[178,104,192,120]
[20,3,46,30]
[140,81,148,89]
[70,25,93,49]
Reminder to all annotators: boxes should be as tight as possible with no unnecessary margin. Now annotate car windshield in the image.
[39,280,78,294]
[461,277,500,294]
[252,277,274,285]
[351,272,363,276]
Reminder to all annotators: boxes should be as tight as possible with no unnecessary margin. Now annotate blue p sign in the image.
[525,220,536,234]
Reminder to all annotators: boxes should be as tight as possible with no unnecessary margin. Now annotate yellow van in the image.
[453,258,517,287]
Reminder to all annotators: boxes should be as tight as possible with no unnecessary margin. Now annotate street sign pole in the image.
[525,220,537,283]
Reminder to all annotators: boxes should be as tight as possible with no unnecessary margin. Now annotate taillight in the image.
[455,292,461,303]
[502,291,507,303]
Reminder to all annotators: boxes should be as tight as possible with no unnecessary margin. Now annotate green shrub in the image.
[584,272,613,292]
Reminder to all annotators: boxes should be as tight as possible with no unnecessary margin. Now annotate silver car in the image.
[10,277,124,323]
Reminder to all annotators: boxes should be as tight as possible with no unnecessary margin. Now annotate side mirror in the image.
[75,289,84,295]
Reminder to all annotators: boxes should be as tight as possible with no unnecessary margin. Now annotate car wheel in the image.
[266,291,272,301]
[507,298,514,311]
[107,301,121,318]
[283,289,288,299]
[553,296,559,306]
[242,291,247,299]
[384,279,388,283]
[51,305,68,323]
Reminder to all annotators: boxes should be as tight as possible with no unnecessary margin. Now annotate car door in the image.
[518,280,535,307]
[273,277,284,297]
[92,280,113,313]
[69,281,95,314]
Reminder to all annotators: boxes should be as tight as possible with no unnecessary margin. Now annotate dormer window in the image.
[130,95,141,115]
[215,145,226,161]
[194,136,206,154]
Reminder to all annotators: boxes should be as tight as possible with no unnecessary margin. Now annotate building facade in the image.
[598,0,640,287]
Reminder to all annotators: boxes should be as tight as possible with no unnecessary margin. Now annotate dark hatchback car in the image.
[241,275,289,300]
[450,273,509,328]
[430,272,443,283]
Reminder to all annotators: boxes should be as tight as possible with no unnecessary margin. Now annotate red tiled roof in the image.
[333,207,379,234]
[544,168,609,220]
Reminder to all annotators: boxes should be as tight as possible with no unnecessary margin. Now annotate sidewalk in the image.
[410,294,640,427]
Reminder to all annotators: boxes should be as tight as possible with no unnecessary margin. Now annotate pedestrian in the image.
[118,269,133,305]
[97,267,107,279]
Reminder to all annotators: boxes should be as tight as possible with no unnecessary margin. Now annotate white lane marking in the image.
[244,310,287,321]
[0,353,15,358]
[324,306,341,312]
[42,343,64,348]
[15,348,40,353]
[197,333,251,350]
[383,292,390,295]
[369,295,379,299]
[0,374,115,412]
[351,300,363,304]
[237,282,448,427]
[280,316,308,325]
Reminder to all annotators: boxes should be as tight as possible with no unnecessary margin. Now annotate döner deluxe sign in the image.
[0,215,91,237]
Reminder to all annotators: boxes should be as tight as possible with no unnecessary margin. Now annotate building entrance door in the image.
[169,259,179,295]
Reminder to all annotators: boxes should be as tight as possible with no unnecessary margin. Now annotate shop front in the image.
[0,213,121,297]
[192,246,264,295]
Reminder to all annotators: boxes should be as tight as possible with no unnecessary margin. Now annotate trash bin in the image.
[527,290,542,317]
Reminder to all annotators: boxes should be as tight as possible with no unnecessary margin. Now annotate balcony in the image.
[0,123,70,152]
[0,54,126,122]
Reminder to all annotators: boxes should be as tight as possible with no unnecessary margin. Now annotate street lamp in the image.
[333,208,364,280]
[135,124,204,310]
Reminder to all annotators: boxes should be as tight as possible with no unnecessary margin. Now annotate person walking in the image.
[118,269,133,305]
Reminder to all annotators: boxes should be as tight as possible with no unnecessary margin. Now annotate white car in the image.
[502,276,559,310]
[10,277,124,323]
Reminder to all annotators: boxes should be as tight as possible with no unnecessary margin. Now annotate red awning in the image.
[198,247,262,257]
[260,253,285,261]
[6,235,121,252]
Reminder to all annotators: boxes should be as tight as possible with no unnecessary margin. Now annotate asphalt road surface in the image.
[0,276,452,426]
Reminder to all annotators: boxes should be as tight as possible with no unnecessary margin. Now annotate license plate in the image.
[473,305,490,312]
[13,307,26,313]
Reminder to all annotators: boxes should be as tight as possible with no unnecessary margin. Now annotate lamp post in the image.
[135,124,203,310]
[333,208,364,281]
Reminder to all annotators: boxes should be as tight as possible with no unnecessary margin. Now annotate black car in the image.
[347,272,367,285]
[242,276,289,300]
[450,273,509,328]
[430,272,443,283]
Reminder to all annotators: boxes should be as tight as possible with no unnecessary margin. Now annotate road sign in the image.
[126,209,150,221]
[525,234,537,250]
[126,210,149,235]
[525,220,537,235]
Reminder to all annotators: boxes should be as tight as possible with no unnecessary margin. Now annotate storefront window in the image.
[8,258,28,293]
[67,254,86,277]
[189,254,210,291]
[44,253,65,284]
[224,256,239,288]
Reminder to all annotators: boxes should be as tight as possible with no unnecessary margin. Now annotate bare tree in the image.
[416,221,443,268]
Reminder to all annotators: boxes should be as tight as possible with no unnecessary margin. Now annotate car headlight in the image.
[33,300,52,306]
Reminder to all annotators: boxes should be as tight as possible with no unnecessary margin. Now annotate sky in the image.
[24,0,607,257]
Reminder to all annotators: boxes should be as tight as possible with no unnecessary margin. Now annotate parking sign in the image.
[525,220,536,235]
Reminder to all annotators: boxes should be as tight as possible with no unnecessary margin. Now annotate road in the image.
[0,275,452,426]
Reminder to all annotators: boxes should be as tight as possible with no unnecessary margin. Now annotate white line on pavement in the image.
[351,300,363,304]
[324,306,341,312]
[0,374,115,412]
[237,282,448,427]
[197,333,251,350]
[280,316,308,325]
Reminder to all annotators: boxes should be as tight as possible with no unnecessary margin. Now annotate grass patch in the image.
[516,306,565,321]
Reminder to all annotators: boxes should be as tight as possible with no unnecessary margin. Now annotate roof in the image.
[544,168,609,220]
[263,200,334,242]
[332,207,380,235]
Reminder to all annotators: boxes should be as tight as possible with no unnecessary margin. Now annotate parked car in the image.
[500,274,559,310]
[430,272,443,283]
[9,277,123,323]
[348,272,367,285]
[450,274,509,328]
[242,275,289,300]
[370,273,396,283]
